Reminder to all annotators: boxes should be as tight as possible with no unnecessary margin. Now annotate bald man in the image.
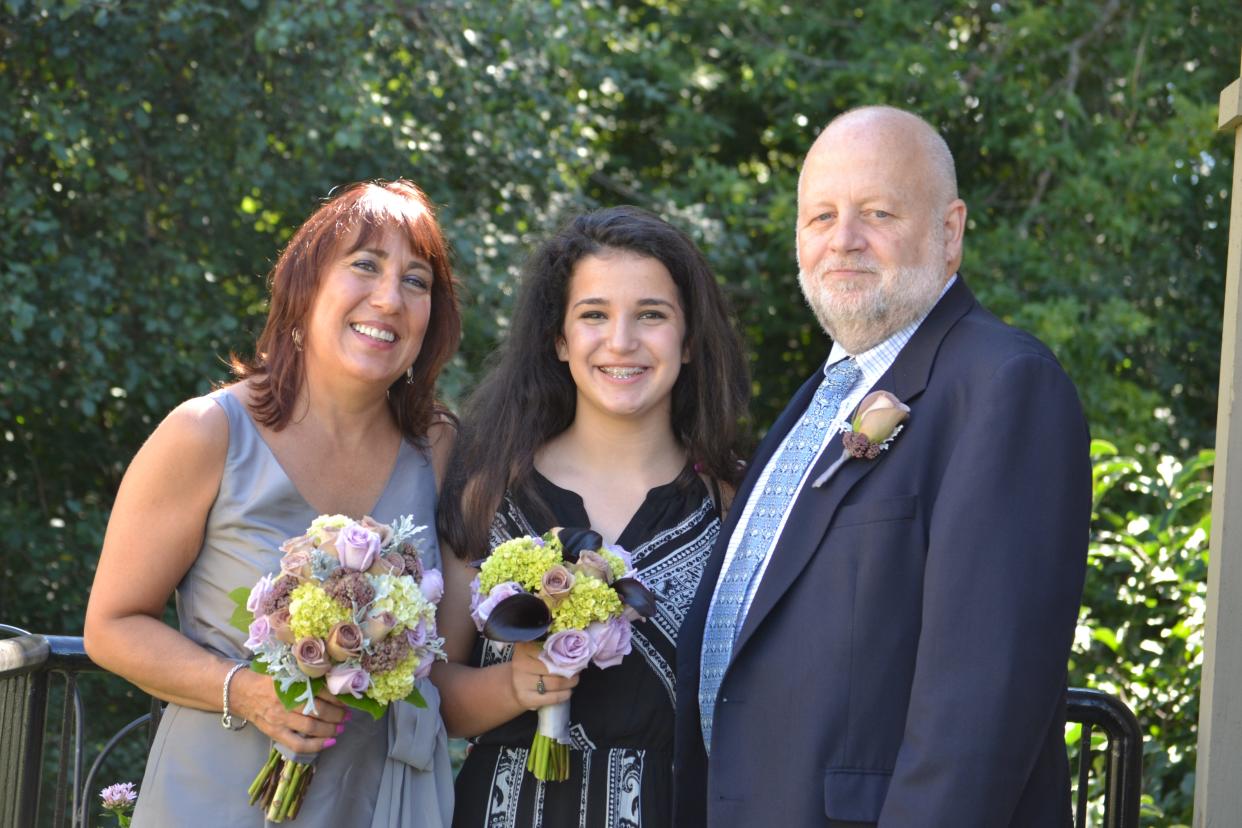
[674,107,1090,827]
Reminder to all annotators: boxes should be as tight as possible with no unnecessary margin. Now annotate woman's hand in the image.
[233,669,350,754]
[509,640,578,710]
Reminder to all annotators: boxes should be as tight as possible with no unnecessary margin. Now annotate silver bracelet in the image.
[221,661,249,731]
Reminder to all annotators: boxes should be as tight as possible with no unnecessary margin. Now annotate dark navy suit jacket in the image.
[674,278,1091,827]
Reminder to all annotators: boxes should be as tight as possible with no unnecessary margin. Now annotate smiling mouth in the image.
[599,367,646,379]
[351,323,396,343]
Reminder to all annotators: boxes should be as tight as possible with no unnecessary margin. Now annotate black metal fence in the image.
[0,627,159,828]
[1,628,1141,828]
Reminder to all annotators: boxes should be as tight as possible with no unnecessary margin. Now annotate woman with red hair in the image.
[85,180,460,827]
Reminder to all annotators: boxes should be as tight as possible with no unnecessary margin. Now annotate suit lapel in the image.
[730,277,979,658]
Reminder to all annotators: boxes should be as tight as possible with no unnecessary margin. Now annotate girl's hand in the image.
[509,640,578,710]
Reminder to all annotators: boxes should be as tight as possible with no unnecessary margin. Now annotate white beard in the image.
[798,246,947,354]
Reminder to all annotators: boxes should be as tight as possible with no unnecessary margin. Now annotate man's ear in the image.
[943,198,967,274]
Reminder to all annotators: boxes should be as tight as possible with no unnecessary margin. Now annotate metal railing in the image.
[0,627,160,828]
[1,629,1142,828]
[1067,687,1143,828]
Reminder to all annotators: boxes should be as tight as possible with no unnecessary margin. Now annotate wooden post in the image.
[1194,47,1242,828]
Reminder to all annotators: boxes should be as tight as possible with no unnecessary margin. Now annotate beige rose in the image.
[362,611,397,642]
[325,621,365,662]
[315,527,341,556]
[294,637,331,678]
[540,564,576,608]
[575,550,615,585]
[279,549,313,580]
[367,550,406,576]
[851,390,910,444]
[268,607,295,644]
[359,515,395,547]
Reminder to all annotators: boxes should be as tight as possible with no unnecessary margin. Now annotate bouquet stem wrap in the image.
[247,744,317,823]
[527,700,572,782]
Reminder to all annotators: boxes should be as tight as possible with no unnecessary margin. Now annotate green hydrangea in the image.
[370,573,433,633]
[599,549,628,579]
[367,652,418,705]
[288,582,351,640]
[308,514,351,544]
[479,536,564,594]
[549,575,623,632]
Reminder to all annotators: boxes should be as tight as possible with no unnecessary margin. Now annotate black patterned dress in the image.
[452,469,720,828]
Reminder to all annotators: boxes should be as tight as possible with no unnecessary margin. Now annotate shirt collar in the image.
[824,273,958,384]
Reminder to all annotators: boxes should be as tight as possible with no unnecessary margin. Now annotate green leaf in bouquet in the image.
[339,693,387,720]
[228,587,253,634]
[402,684,428,709]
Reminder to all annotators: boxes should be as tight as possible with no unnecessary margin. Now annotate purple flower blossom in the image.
[246,574,276,614]
[99,781,137,810]
[244,615,272,651]
[325,664,371,698]
[586,617,632,669]
[471,581,524,631]
[539,629,596,678]
[336,523,381,571]
[420,568,444,604]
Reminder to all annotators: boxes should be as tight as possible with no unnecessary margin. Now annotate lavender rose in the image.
[414,654,433,680]
[325,663,371,698]
[471,581,525,631]
[325,621,365,662]
[420,568,444,603]
[404,619,428,648]
[363,611,397,642]
[267,607,295,644]
[246,574,276,614]
[586,617,632,668]
[244,615,272,651]
[575,550,615,585]
[539,629,596,677]
[294,637,331,678]
[540,564,575,607]
[336,523,381,571]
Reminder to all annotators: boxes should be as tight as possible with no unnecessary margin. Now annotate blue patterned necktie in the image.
[699,357,862,753]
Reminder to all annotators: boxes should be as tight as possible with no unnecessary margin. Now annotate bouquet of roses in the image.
[228,513,445,822]
[470,527,656,782]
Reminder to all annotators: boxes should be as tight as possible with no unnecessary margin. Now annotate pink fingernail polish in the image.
[344,711,353,722]
[335,723,345,735]
[324,738,337,748]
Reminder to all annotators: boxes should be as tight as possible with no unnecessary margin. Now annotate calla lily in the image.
[851,391,910,443]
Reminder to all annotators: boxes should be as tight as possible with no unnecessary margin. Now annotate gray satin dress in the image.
[132,388,453,828]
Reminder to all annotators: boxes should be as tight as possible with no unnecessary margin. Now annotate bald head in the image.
[794,105,968,352]
[800,106,958,207]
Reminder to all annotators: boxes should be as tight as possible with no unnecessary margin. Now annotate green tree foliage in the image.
[1074,441,1212,826]
[1,1,1237,822]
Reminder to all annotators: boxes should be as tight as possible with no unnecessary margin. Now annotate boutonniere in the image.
[812,390,911,487]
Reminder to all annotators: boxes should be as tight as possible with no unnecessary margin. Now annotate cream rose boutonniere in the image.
[812,390,910,487]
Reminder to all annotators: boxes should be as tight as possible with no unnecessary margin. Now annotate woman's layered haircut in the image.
[231,179,461,443]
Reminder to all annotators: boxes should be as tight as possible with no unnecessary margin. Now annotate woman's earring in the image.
[406,365,415,384]
[291,328,304,351]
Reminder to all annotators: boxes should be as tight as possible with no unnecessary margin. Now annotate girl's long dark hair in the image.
[438,205,749,560]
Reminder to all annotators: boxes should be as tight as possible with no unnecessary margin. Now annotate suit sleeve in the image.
[878,352,1091,826]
